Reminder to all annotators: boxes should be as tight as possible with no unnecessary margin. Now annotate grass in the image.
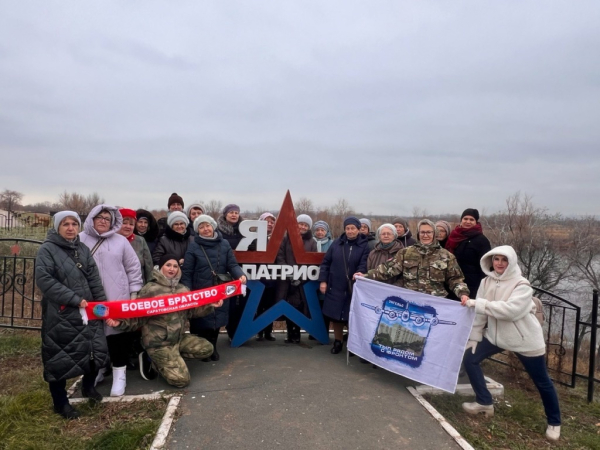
[424,361,600,449]
[0,329,168,450]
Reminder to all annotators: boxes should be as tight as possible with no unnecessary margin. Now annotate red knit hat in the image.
[119,208,137,221]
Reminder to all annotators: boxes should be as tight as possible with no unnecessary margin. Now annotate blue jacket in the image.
[318,233,369,321]
[181,232,244,330]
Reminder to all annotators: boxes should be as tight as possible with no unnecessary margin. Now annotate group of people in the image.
[35,193,560,440]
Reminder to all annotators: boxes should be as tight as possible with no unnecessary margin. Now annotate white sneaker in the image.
[94,367,106,386]
[462,402,494,417]
[546,425,560,441]
[110,366,127,397]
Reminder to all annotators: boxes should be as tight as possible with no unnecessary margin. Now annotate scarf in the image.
[445,223,483,254]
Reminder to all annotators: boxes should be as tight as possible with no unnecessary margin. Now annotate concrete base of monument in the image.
[414,376,504,397]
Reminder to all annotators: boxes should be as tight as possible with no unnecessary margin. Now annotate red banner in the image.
[85,280,244,320]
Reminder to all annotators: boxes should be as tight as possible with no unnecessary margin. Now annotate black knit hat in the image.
[343,216,361,230]
[168,193,184,209]
[158,253,180,269]
[461,208,480,222]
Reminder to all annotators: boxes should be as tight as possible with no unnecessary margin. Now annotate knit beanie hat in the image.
[392,217,409,230]
[167,211,189,228]
[435,220,451,236]
[461,208,480,222]
[168,193,184,209]
[53,211,81,231]
[158,253,180,269]
[359,218,372,231]
[186,203,205,216]
[377,223,397,239]
[313,220,330,233]
[343,216,361,230]
[259,212,276,221]
[297,214,313,228]
[193,214,218,232]
[119,208,137,221]
[222,204,240,215]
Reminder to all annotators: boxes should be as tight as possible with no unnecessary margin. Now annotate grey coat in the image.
[35,229,109,382]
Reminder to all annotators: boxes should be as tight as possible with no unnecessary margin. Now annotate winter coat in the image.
[365,232,377,251]
[130,234,154,283]
[115,269,214,349]
[366,241,469,299]
[181,232,244,330]
[80,205,144,337]
[35,229,109,382]
[469,245,545,356]
[454,233,492,298]
[134,209,159,253]
[398,229,417,248]
[276,231,318,309]
[217,215,244,250]
[318,233,370,322]
[367,240,404,278]
[152,224,194,265]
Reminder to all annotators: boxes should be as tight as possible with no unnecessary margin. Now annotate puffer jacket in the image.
[318,233,370,322]
[114,268,214,349]
[469,245,545,355]
[35,229,109,382]
[181,232,244,329]
[276,230,318,309]
[80,204,144,336]
[152,224,194,265]
[217,215,244,250]
[366,241,469,298]
[398,229,417,248]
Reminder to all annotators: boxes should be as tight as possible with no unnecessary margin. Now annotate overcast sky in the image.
[1,1,599,217]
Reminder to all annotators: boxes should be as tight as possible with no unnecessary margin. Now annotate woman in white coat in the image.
[461,245,561,441]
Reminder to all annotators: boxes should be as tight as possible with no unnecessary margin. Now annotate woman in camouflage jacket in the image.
[106,254,222,388]
[357,219,470,302]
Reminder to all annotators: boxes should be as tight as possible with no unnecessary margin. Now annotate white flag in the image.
[348,277,475,393]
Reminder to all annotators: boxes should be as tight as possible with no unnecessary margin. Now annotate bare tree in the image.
[0,189,23,212]
[57,191,105,215]
[482,192,571,293]
[294,197,315,215]
[204,200,223,219]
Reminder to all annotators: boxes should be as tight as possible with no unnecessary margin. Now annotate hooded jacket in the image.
[469,245,545,356]
[35,229,109,382]
[134,209,159,253]
[80,204,144,336]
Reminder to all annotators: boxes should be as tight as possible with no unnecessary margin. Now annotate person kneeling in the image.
[106,254,221,388]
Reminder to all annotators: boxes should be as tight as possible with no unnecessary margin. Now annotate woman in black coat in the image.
[35,211,109,419]
[181,215,246,361]
[276,214,317,344]
[446,208,492,298]
[152,211,193,266]
[318,217,370,354]
[135,208,159,253]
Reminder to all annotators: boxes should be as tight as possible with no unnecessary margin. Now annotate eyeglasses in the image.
[94,216,112,223]
[419,231,434,236]
[172,222,187,227]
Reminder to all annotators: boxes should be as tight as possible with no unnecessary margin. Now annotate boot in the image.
[110,366,127,397]
[285,330,294,344]
[81,386,103,404]
[210,335,220,361]
[331,340,343,354]
[462,402,494,417]
[264,331,276,341]
[54,403,80,420]
[546,425,560,441]
[256,331,264,341]
[94,367,106,386]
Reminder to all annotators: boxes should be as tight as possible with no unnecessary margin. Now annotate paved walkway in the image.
[95,334,461,450]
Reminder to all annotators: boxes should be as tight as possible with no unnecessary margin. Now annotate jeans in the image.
[463,337,561,426]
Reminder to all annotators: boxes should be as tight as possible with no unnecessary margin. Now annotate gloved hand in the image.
[465,340,478,354]
[465,299,476,308]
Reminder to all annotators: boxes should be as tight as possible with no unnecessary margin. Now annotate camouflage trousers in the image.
[146,334,213,388]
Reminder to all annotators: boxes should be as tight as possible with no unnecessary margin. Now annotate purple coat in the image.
[80,204,143,336]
